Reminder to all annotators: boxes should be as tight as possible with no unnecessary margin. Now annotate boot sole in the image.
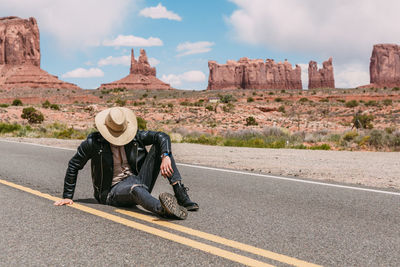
[184,203,199,211]
[159,193,188,220]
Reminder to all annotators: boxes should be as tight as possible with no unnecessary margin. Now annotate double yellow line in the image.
[0,179,321,267]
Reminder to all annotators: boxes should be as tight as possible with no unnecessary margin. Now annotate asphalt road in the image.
[0,140,399,266]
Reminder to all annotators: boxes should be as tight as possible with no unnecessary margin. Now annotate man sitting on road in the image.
[54,107,199,219]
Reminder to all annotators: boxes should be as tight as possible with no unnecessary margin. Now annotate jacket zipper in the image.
[135,142,138,174]
[99,143,104,200]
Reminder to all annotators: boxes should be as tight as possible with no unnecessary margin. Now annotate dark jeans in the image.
[106,145,181,214]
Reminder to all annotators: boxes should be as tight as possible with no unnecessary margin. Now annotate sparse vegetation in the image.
[137,116,147,130]
[21,107,44,124]
[247,97,254,103]
[115,98,127,106]
[245,116,258,126]
[219,94,236,103]
[42,100,51,108]
[352,113,374,129]
[12,99,23,106]
[345,100,359,108]
[382,99,393,106]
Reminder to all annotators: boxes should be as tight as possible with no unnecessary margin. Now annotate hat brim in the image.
[95,107,138,146]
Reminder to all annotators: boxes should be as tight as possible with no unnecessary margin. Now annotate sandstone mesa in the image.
[308,57,335,89]
[100,48,171,90]
[0,16,80,91]
[369,44,400,88]
[207,58,302,90]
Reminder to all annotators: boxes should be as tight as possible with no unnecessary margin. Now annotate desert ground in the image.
[1,86,399,151]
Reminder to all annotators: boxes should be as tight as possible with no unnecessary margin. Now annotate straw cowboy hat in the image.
[95,107,138,146]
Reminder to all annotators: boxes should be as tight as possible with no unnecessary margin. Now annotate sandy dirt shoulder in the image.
[2,137,399,191]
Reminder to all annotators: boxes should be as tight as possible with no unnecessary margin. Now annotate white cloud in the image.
[139,3,182,21]
[297,63,310,90]
[62,68,104,78]
[0,0,135,49]
[103,35,163,47]
[228,0,400,87]
[98,55,130,66]
[148,57,160,66]
[98,55,159,67]
[176,41,214,57]
[335,63,369,89]
[161,71,206,86]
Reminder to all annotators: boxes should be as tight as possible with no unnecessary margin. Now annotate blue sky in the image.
[2,0,400,90]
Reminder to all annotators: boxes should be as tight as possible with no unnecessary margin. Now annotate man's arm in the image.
[135,130,172,155]
[136,130,173,178]
[54,137,94,206]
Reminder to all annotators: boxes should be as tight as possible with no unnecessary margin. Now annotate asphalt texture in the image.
[0,140,399,266]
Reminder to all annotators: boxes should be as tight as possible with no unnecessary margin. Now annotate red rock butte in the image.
[308,57,335,89]
[0,16,80,90]
[369,44,400,88]
[100,49,171,90]
[207,57,302,90]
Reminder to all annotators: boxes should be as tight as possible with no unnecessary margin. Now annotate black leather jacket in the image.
[63,130,171,204]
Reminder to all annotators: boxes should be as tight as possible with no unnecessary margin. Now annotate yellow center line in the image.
[0,179,274,267]
[116,209,321,267]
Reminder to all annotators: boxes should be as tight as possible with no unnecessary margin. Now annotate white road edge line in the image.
[1,139,399,197]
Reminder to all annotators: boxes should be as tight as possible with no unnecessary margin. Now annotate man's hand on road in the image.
[54,199,74,206]
[160,156,174,178]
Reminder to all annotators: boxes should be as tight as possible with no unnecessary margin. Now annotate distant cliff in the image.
[207,57,302,90]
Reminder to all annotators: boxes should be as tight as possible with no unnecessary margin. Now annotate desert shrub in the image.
[133,101,145,106]
[343,131,358,141]
[0,103,9,108]
[42,100,51,108]
[345,100,359,108]
[274,97,283,102]
[245,116,258,126]
[247,97,254,103]
[53,127,86,139]
[50,104,60,110]
[385,127,396,134]
[278,105,285,113]
[12,99,23,106]
[368,129,383,147]
[223,103,234,112]
[142,93,148,98]
[183,134,222,146]
[364,100,378,106]
[219,94,236,103]
[352,113,374,129]
[21,107,44,124]
[328,134,341,142]
[309,144,331,150]
[268,92,274,95]
[137,116,147,130]
[392,87,400,91]
[167,103,173,108]
[298,97,309,103]
[382,99,393,106]
[336,99,345,103]
[113,87,126,92]
[205,105,214,111]
[115,98,126,107]
[0,122,22,134]
[180,101,192,106]
[319,98,329,103]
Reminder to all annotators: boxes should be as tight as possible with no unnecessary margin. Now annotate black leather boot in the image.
[173,182,199,211]
[159,192,187,220]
